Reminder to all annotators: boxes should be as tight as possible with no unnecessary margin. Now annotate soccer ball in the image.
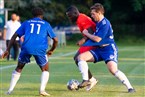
[67,79,80,91]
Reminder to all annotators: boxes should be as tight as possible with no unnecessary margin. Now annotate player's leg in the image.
[106,61,135,93]
[7,61,25,94]
[35,55,50,96]
[77,51,95,88]
[75,48,98,85]
[104,44,135,93]
[74,51,93,79]
[13,40,19,61]
[7,52,31,95]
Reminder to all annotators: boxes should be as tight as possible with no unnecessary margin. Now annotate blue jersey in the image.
[83,17,114,46]
[16,17,56,55]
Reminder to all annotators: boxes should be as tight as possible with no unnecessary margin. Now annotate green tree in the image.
[4,0,145,25]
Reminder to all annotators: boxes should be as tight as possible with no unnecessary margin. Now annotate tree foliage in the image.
[4,0,145,25]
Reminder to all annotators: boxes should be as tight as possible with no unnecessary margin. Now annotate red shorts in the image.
[78,46,97,54]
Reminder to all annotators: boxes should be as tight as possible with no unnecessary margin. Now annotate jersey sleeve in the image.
[16,22,26,37]
[4,22,8,29]
[77,20,94,32]
[77,22,83,32]
[47,24,56,38]
[95,22,109,39]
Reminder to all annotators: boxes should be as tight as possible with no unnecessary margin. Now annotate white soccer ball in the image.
[67,79,80,91]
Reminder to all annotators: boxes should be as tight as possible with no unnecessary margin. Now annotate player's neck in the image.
[98,15,104,22]
[36,15,43,19]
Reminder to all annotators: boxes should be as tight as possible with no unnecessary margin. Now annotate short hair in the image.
[90,3,105,14]
[66,5,79,14]
[32,7,44,17]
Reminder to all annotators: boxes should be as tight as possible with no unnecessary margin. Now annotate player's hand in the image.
[77,39,85,46]
[77,37,87,46]
[46,50,53,57]
[1,51,9,59]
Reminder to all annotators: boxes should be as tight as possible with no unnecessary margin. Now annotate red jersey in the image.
[76,13,96,33]
[76,13,97,53]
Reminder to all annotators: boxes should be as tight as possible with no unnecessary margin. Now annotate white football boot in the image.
[40,91,50,96]
[86,77,98,91]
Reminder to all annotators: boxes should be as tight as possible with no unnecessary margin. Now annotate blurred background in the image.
[0,0,145,47]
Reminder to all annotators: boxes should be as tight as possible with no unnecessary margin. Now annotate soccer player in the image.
[76,3,135,93]
[66,6,98,91]
[2,7,58,96]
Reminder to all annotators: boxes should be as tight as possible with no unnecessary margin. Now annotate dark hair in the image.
[66,5,79,13]
[66,5,80,22]
[32,7,44,17]
[90,3,105,14]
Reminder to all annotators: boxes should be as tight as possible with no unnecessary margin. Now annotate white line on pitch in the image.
[0,51,76,71]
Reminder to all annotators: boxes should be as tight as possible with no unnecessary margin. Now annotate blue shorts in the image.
[90,44,118,64]
[18,52,48,67]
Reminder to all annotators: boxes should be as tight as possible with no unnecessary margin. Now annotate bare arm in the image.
[77,27,95,46]
[2,33,18,58]
[3,28,6,40]
[47,37,58,56]
[82,29,102,42]
[77,36,87,46]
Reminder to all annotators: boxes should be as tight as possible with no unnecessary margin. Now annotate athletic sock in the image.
[78,60,89,80]
[115,70,133,89]
[40,71,49,92]
[8,70,21,92]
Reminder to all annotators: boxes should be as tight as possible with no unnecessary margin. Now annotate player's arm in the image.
[77,27,94,46]
[2,33,18,58]
[3,28,7,40]
[82,29,102,42]
[47,37,58,56]
[77,36,87,46]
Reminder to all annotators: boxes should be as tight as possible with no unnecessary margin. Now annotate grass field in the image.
[0,45,145,97]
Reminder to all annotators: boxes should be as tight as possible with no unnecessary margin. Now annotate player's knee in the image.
[15,68,22,73]
[15,63,25,73]
[107,61,118,75]
[41,63,49,71]
[108,68,118,75]
[77,54,85,61]
[73,56,76,61]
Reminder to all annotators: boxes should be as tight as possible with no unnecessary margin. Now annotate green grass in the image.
[0,45,145,97]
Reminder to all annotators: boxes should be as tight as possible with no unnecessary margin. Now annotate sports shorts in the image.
[78,46,97,54]
[18,52,48,67]
[90,44,118,64]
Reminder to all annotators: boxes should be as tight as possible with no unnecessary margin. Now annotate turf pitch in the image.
[0,45,145,97]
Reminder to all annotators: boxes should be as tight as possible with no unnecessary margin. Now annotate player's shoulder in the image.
[79,13,91,20]
[101,17,110,26]
[77,13,92,24]
[42,19,50,25]
[6,20,12,24]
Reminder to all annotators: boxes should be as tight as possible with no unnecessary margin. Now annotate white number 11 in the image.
[30,23,41,34]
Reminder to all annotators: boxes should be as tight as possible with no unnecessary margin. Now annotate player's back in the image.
[17,17,56,55]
